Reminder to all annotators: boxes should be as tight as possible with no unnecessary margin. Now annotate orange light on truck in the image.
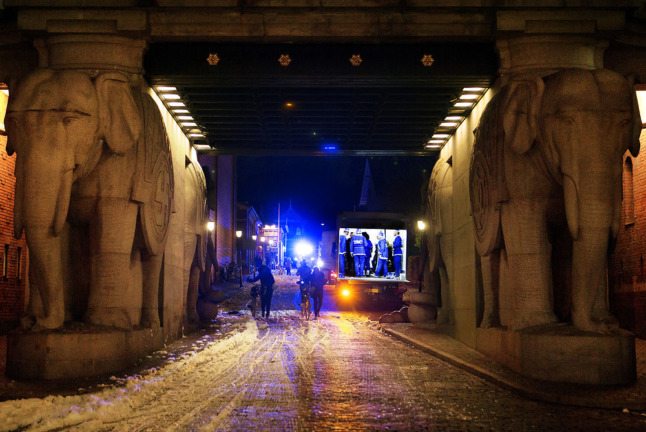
[341,289,350,297]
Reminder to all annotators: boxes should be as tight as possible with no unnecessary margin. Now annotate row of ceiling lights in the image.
[154,83,487,154]
[425,87,487,151]
[154,86,211,151]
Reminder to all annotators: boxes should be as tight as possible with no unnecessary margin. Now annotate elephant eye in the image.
[63,116,77,126]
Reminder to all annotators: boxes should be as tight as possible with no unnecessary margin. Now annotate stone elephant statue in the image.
[5,68,174,331]
[426,157,454,325]
[183,160,209,332]
[470,68,641,333]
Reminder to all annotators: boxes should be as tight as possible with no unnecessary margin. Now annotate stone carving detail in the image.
[5,68,174,331]
[470,68,642,333]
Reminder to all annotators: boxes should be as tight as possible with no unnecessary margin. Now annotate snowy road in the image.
[2,306,645,431]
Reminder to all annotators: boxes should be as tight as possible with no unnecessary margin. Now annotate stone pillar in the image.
[5,33,171,379]
[471,11,637,385]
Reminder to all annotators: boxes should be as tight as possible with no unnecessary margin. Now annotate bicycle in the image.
[298,280,311,320]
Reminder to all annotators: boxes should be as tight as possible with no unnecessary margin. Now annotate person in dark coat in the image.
[350,228,368,277]
[247,265,275,318]
[296,260,312,286]
[362,231,373,276]
[309,267,326,319]
[339,228,349,277]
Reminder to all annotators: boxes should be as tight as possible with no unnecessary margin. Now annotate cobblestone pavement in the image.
[1,275,646,431]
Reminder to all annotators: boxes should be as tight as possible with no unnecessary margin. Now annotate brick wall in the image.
[0,90,29,329]
[610,130,646,338]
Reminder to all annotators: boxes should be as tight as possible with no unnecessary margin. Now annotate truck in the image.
[321,212,411,308]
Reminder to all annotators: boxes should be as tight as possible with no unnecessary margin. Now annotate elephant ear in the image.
[94,72,142,155]
[502,77,545,155]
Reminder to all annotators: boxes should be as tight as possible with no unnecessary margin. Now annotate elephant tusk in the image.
[52,168,73,237]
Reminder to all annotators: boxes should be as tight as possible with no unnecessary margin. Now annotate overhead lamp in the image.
[189,133,204,137]
[432,134,449,139]
[463,87,484,92]
[428,140,445,144]
[417,220,426,230]
[182,122,197,127]
[440,122,458,127]
[426,144,442,149]
[454,102,473,107]
[459,94,478,100]
[168,102,185,107]
[161,94,181,100]
[445,116,462,121]
[173,109,189,113]
[156,86,177,92]
[207,221,215,231]
[194,144,211,150]
[177,116,194,120]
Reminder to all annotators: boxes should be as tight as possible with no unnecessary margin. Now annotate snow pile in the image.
[0,318,259,432]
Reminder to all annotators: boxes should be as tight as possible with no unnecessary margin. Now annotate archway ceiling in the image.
[145,42,497,156]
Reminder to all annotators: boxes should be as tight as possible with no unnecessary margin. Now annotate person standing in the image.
[375,231,389,277]
[339,228,349,278]
[346,232,355,276]
[362,231,373,276]
[393,229,403,278]
[296,259,312,287]
[351,228,368,277]
[247,265,275,318]
[285,257,292,276]
[310,267,326,319]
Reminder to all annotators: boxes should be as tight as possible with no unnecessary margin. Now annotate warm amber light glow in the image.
[207,222,215,231]
[341,289,350,297]
[637,89,646,126]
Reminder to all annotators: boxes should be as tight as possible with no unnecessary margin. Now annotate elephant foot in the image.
[186,309,200,327]
[141,308,161,329]
[510,310,558,331]
[572,315,616,335]
[592,309,619,326]
[86,308,132,330]
[480,309,500,329]
[20,315,36,330]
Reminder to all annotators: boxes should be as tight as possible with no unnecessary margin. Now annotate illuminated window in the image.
[623,156,635,225]
[0,84,7,134]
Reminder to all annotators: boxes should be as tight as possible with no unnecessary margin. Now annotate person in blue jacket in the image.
[393,229,403,278]
[351,228,368,277]
[374,231,389,277]
[362,231,373,276]
[338,228,349,278]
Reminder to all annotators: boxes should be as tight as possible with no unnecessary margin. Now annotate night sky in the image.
[237,155,437,232]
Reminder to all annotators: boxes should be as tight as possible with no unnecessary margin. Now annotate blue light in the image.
[322,143,338,152]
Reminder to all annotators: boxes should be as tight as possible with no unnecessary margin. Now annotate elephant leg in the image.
[186,259,201,330]
[85,198,138,329]
[591,258,618,326]
[141,252,163,328]
[436,265,452,325]
[480,252,501,328]
[501,201,558,331]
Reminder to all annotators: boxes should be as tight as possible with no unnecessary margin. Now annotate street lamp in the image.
[235,231,243,287]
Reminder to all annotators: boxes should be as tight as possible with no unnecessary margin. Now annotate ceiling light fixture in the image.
[459,94,478,100]
[463,87,484,92]
[445,116,462,121]
[161,94,181,100]
[428,140,445,144]
[189,133,204,137]
[168,102,185,107]
[182,122,197,127]
[440,122,458,127]
[432,134,449,139]
[454,102,473,107]
[156,86,177,92]
[173,109,189,113]
[177,116,194,120]
[425,144,442,149]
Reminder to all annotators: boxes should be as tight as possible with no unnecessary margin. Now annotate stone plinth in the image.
[476,325,636,385]
[6,326,163,380]
[407,291,437,324]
